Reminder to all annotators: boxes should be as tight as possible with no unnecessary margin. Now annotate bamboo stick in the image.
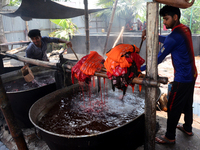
[0,52,76,70]
[103,0,118,56]
[69,46,79,61]
[112,26,124,48]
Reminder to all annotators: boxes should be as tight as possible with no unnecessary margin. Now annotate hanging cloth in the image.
[80,51,105,75]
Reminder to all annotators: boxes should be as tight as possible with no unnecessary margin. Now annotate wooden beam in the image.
[84,0,90,54]
[0,41,30,46]
[103,0,118,56]
[145,2,159,150]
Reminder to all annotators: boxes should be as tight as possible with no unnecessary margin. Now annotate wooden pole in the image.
[103,0,118,56]
[112,26,124,48]
[25,21,30,41]
[0,52,76,70]
[0,77,28,150]
[145,2,159,150]
[0,0,8,74]
[84,0,90,54]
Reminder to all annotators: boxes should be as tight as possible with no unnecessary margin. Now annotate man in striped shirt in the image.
[26,29,72,61]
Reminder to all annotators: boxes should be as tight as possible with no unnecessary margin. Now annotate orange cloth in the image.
[80,51,104,76]
[104,44,139,74]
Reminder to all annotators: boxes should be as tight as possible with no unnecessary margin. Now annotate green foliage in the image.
[9,0,21,6]
[49,19,78,41]
[96,0,146,22]
[181,0,200,34]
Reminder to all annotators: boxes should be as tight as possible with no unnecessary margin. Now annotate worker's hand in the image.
[66,41,72,48]
[142,29,146,41]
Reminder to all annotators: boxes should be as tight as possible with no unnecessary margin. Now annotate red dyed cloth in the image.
[104,44,145,95]
[71,51,105,83]
[71,55,90,84]
[126,52,145,72]
[81,51,105,75]
[106,66,127,80]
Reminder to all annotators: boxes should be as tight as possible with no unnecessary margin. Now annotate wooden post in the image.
[0,77,28,150]
[25,21,30,41]
[0,0,8,74]
[84,0,90,54]
[145,2,159,150]
[103,0,118,56]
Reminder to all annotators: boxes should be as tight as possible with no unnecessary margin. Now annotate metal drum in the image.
[1,66,57,128]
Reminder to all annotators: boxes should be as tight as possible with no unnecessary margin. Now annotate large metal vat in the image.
[29,83,161,150]
[1,66,57,128]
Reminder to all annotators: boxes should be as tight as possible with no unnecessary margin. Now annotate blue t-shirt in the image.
[141,24,197,83]
[26,36,59,61]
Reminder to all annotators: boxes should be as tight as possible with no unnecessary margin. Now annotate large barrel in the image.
[1,66,57,128]
[29,83,161,150]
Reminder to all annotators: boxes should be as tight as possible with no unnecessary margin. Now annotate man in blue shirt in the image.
[142,5,197,144]
[26,29,72,61]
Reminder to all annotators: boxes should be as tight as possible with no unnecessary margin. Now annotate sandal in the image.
[177,125,194,136]
[155,135,175,144]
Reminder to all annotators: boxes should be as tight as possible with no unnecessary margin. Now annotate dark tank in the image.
[1,66,57,127]
[29,81,161,150]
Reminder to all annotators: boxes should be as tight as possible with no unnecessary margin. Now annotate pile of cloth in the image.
[71,51,105,84]
[71,44,145,96]
[104,44,145,95]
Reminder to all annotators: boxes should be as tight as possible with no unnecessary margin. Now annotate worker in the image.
[26,29,72,61]
[141,5,197,144]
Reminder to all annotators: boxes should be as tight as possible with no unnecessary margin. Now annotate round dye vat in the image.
[4,74,55,92]
[1,66,57,127]
[38,83,145,135]
[30,82,160,150]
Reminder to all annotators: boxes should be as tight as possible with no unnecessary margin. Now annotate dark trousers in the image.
[165,81,195,140]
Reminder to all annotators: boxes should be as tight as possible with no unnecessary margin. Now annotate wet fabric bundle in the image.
[104,44,145,95]
[71,51,105,84]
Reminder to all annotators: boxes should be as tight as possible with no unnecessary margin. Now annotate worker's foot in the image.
[177,124,194,136]
[155,135,175,144]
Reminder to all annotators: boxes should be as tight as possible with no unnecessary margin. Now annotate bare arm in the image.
[58,39,72,48]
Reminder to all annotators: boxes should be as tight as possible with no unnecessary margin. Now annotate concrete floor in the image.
[136,55,200,150]
[137,111,200,150]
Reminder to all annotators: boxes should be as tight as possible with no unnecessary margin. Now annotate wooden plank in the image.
[145,2,159,150]
[0,41,30,46]
[6,46,27,54]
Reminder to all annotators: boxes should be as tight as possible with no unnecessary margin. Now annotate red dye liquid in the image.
[92,76,95,87]
[38,84,145,135]
[99,77,103,104]
[4,74,55,92]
